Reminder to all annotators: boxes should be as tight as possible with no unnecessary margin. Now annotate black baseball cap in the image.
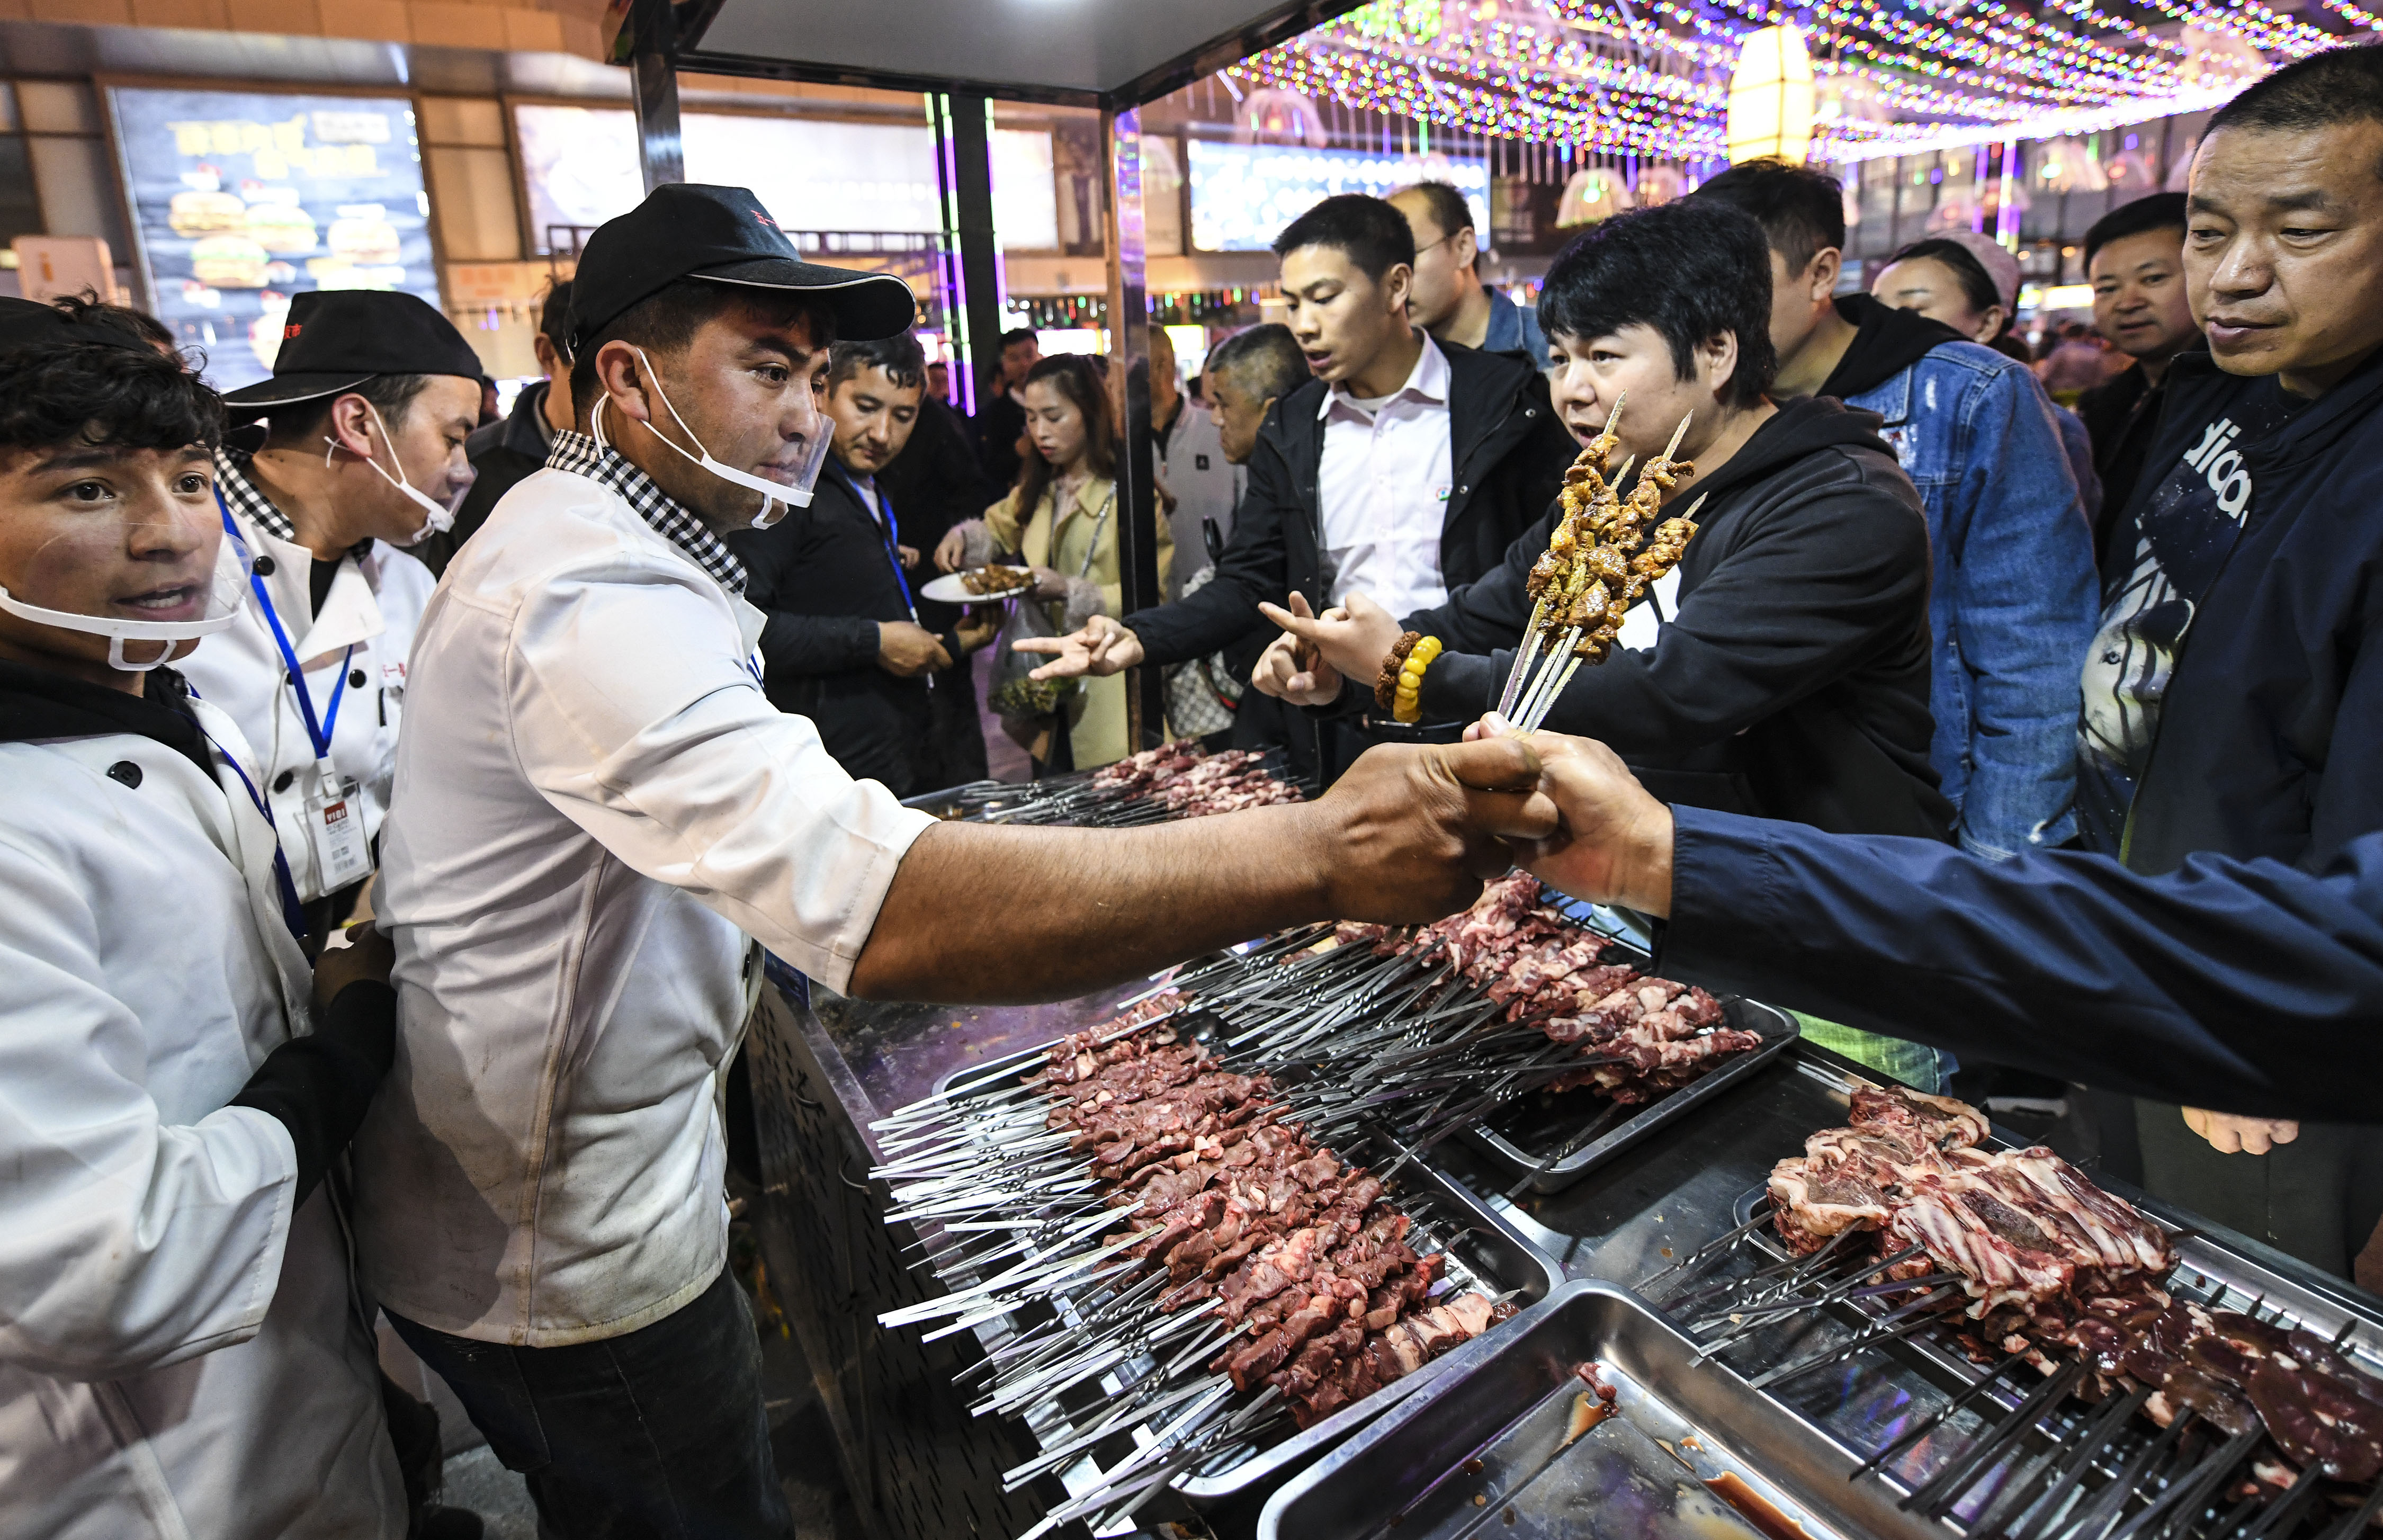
[0,297,155,354]
[567,183,917,353]
[220,290,485,415]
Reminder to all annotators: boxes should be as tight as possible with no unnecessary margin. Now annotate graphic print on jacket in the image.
[2077,385,2301,850]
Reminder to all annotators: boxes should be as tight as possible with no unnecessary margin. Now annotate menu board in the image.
[107,86,441,390]
[1185,140,1488,253]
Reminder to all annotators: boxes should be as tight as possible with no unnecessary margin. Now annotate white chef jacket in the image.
[1154,398,1243,601]
[178,450,434,903]
[357,447,935,1347]
[1315,330,1455,621]
[0,695,405,1539]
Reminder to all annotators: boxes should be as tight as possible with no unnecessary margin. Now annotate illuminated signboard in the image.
[1185,140,1488,253]
[513,104,1060,254]
[108,86,440,390]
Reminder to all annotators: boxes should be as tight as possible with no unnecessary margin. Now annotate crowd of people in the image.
[0,37,2376,1540]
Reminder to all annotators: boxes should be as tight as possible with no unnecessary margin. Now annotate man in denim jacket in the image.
[1698,162,2099,863]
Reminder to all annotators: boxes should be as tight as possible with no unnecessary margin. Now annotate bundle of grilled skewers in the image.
[1643,1086,2383,1540]
[1329,871,1766,1170]
[946,740,1305,828]
[1500,396,1708,731]
[867,961,1521,1538]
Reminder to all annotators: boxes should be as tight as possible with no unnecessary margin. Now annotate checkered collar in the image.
[546,431,748,595]
[213,444,297,543]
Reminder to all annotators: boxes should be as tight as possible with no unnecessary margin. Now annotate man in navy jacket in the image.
[727,334,982,796]
[2064,43,2383,1278]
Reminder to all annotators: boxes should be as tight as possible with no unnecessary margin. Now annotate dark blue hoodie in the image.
[2083,345,2383,876]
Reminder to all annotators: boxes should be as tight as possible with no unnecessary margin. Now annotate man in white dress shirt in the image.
[1020,194,1577,782]
[358,183,1559,1539]
[180,290,482,939]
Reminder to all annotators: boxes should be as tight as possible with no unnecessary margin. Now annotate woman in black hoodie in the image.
[1258,199,1950,844]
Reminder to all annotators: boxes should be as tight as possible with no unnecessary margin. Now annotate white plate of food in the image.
[920,565,1036,603]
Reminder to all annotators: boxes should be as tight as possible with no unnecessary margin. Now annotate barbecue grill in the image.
[1268,1054,2383,1540]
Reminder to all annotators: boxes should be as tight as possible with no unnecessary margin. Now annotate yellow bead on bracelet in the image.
[1391,636,1441,723]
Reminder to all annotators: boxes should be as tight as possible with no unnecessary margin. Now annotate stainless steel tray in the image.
[923,1024,1566,1516]
[1461,996,1803,1195]
[1260,1277,1924,1540]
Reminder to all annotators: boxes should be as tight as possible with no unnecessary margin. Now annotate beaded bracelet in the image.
[1374,631,1422,712]
[1391,636,1443,723]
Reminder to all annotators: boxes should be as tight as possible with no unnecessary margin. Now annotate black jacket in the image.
[2076,351,2206,576]
[2110,346,2383,878]
[1124,339,1579,667]
[1411,396,1952,839]
[879,396,996,639]
[440,380,558,570]
[724,459,951,796]
[973,391,1029,495]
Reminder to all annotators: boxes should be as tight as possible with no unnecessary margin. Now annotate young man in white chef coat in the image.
[358,183,1557,1537]
[180,289,483,939]
[0,297,408,1538]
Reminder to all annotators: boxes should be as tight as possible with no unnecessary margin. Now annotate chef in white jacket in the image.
[0,298,406,1537]
[180,289,482,935]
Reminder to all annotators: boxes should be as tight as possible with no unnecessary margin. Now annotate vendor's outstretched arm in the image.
[847,737,1556,1004]
[1513,730,2383,1123]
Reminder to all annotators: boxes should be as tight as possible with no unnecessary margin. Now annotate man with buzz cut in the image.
[1019,192,1577,781]
[356,182,1562,1537]
[2076,193,2201,571]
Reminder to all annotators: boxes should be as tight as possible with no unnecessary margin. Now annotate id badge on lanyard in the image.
[303,757,371,888]
[225,495,371,889]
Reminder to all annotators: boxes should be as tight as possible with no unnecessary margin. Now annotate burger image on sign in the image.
[169,190,247,235]
[190,234,269,289]
[328,205,400,265]
[246,203,318,253]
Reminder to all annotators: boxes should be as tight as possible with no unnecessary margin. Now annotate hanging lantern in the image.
[1239,88,1330,148]
[1725,25,1815,165]
[1635,164,1688,208]
[2035,138,2108,195]
[1555,167,1634,227]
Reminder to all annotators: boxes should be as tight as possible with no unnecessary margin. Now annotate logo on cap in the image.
[754,211,778,229]
[284,324,304,339]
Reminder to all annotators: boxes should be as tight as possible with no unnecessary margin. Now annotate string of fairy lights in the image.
[1227,0,2369,164]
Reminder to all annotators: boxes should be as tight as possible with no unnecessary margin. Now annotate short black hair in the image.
[1692,157,1846,278]
[1396,181,1476,258]
[263,373,433,452]
[2083,193,2188,273]
[829,332,926,392]
[48,293,177,356]
[537,279,574,354]
[2203,41,2383,149]
[1539,200,1778,409]
[1205,323,1310,404]
[568,277,837,426]
[1273,193,1416,283]
[999,327,1038,353]
[1886,238,2003,323]
[0,337,223,454]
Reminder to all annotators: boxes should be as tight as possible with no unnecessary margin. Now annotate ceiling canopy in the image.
[677,0,1368,106]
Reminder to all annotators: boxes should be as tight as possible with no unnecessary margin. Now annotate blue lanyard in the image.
[198,722,313,944]
[219,494,353,762]
[858,479,917,619]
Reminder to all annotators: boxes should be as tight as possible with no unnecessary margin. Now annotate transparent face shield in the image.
[0,500,249,671]
[590,345,832,530]
[332,398,464,545]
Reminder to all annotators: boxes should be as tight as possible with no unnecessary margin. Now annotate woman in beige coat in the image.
[939,354,1170,770]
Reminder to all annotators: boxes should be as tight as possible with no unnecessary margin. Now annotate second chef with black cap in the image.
[181,290,485,938]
